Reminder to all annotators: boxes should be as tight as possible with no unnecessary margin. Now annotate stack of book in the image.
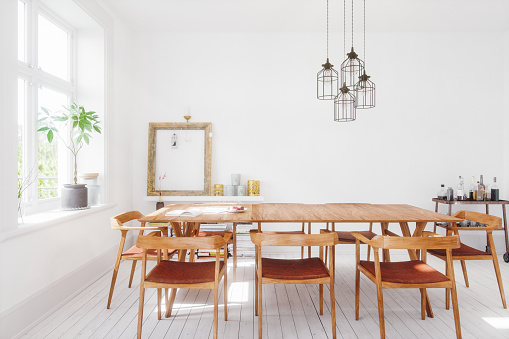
[197,223,232,259]
[236,222,255,257]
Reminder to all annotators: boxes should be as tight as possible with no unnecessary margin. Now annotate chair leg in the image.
[355,264,360,320]
[319,284,323,315]
[258,282,263,339]
[107,235,126,309]
[460,260,469,287]
[445,261,451,310]
[376,285,386,339]
[450,284,462,339]
[367,223,373,261]
[255,265,259,316]
[128,260,137,288]
[214,285,219,339]
[492,255,508,308]
[224,271,228,320]
[157,288,161,320]
[165,288,177,317]
[137,285,145,339]
[420,288,427,320]
[330,281,337,339]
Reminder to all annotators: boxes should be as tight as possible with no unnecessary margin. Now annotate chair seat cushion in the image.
[122,246,177,257]
[262,257,329,280]
[359,260,450,284]
[261,230,305,235]
[428,243,488,257]
[198,230,226,237]
[335,230,377,243]
[145,260,225,284]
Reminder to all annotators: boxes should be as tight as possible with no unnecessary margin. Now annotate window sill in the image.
[1,203,117,242]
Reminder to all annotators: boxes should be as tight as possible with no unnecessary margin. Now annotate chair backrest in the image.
[136,233,229,251]
[250,229,337,247]
[111,210,144,230]
[453,210,502,229]
[365,234,460,250]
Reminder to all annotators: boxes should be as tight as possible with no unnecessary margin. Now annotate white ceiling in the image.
[99,0,509,33]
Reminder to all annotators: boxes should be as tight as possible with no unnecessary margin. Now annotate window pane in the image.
[38,14,69,80]
[18,0,26,62]
[38,87,67,199]
[18,78,25,199]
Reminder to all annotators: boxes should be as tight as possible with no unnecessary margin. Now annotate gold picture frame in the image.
[147,122,212,196]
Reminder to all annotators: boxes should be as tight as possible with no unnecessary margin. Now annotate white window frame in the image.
[18,0,76,214]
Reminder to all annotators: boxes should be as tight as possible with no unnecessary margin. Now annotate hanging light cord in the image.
[351,0,354,48]
[343,0,346,57]
[326,0,329,58]
[363,0,366,63]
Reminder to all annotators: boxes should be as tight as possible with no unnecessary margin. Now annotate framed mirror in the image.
[147,122,212,196]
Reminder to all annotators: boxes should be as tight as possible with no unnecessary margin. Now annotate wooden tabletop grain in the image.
[140,202,462,224]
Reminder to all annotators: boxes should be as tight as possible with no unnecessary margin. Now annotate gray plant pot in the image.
[61,184,89,210]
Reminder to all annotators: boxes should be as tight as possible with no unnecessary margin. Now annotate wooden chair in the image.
[250,230,338,339]
[136,232,232,339]
[430,210,507,309]
[353,231,462,339]
[107,211,177,309]
[322,222,377,263]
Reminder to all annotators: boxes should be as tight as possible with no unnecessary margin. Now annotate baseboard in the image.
[0,235,135,339]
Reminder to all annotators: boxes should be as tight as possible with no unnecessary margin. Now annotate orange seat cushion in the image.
[336,230,377,243]
[428,243,488,257]
[145,260,224,284]
[198,230,226,237]
[360,260,450,284]
[262,257,330,280]
[122,246,177,257]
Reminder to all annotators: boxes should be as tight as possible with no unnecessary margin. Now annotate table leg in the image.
[405,221,434,318]
[486,205,491,253]
[308,222,312,258]
[502,204,509,261]
[434,201,439,233]
[233,222,237,281]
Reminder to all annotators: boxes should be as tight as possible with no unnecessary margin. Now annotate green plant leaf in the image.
[83,134,89,144]
[38,127,49,132]
[47,130,54,143]
[93,125,101,133]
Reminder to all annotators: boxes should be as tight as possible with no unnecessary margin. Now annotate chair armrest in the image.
[223,231,233,243]
[145,231,161,237]
[113,226,168,231]
[351,232,372,245]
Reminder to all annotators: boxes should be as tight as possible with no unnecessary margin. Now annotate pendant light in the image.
[354,0,375,109]
[340,0,364,91]
[317,0,338,100]
[334,82,356,122]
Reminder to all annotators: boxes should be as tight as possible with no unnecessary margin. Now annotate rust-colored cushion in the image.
[428,243,488,257]
[198,230,226,237]
[360,260,450,284]
[261,230,305,235]
[145,260,224,284]
[262,257,329,280]
[336,231,377,243]
[122,246,176,257]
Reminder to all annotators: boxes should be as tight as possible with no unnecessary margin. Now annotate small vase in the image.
[61,184,88,210]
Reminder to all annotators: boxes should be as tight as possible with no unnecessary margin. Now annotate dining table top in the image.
[139,202,463,224]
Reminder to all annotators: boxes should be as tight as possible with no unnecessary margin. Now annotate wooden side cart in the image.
[432,198,509,263]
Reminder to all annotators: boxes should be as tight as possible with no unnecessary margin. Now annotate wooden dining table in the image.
[140,202,462,317]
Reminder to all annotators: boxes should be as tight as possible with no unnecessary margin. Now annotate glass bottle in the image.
[469,176,475,201]
[437,184,446,200]
[491,177,500,201]
[479,175,486,201]
[457,176,465,201]
[476,180,484,201]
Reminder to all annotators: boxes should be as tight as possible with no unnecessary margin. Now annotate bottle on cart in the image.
[457,176,465,201]
[438,184,447,200]
[476,180,484,201]
[469,176,476,201]
[479,175,486,201]
[447,187,454,201]
[491,177,500,201]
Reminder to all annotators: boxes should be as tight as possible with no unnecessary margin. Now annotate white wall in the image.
[131,31,507,248]
[0,1,135,337]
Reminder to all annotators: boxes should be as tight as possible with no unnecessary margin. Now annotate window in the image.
[17,0,74,212]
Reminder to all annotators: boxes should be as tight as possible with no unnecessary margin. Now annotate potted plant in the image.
[38,103,102,209]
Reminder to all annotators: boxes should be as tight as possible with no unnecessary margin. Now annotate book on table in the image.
[165,208,203,217]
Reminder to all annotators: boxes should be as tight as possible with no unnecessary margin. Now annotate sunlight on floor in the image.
[229,281,250,302]
[482,317,509,329]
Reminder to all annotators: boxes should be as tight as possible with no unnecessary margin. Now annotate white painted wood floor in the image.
[21,252,509,339]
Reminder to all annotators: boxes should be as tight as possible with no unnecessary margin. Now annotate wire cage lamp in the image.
[354,0,375,109]
[340,0,364,91]
[334,82,356,122]
[317,0,338,100]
